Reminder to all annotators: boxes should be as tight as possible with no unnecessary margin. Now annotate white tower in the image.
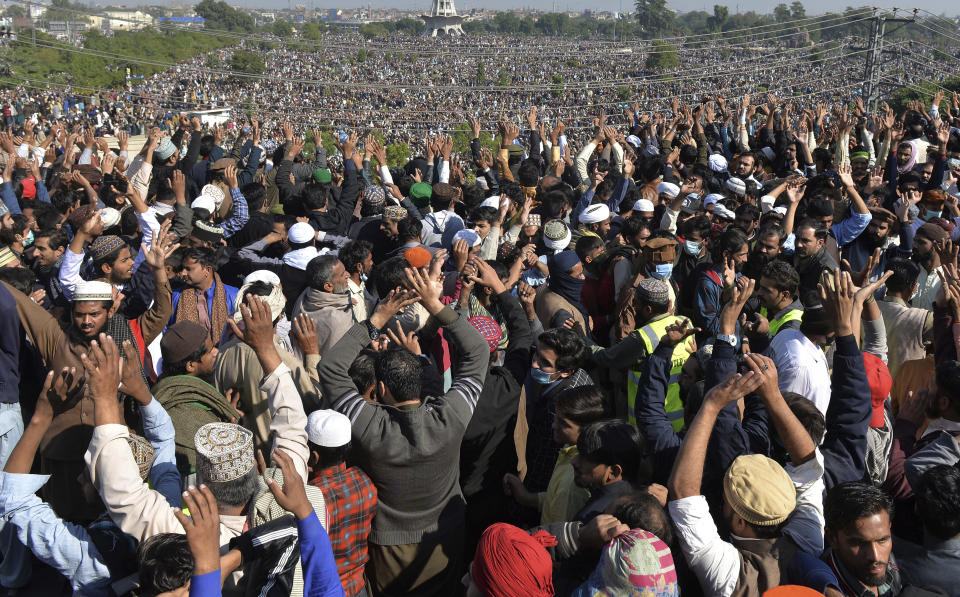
[421,0,463,36]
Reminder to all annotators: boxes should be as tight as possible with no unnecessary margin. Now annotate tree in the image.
[357,48,367,62]
[271,19,293,37]
[790,1,806,19]
[494,12,520,33]
[476,61,486,85]
[194,0,255,32]
[615,86,631,102]
[709,4,728,32]
[634,0,675,37]
[535,13,569,36]
[359,22,388,39]
[773,3,791,22]
[3,5,23,18]
[395,17,421,35]
[645,40,679,70]
[228,49,265,76]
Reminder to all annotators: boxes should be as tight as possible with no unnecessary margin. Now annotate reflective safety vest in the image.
[760,306,805,337]
[626,315,695,432]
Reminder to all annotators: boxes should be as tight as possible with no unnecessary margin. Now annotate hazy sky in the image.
[98,0,957,17]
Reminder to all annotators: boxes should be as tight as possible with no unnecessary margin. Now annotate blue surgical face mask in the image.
[530,366,554,385]
[923,209,940,221]
[651,263,674,280]
[22,230,33,247]
[359,272,368,282]
[683,240,700,256]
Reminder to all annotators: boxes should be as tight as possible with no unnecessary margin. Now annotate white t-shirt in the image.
[768,329,832,414]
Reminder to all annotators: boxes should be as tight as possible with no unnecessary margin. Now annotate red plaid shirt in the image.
[310,463,378,597]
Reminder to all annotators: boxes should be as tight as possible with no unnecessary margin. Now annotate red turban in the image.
[471,523,556,597]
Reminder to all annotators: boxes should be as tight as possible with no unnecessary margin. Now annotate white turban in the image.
[580,204,610,224]
[657,182,681,199]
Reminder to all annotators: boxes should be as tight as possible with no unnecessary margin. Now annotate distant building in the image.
[104,10,154,31]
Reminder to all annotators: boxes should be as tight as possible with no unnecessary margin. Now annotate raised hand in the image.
[405,267,442,311]
[660,321,698,349]
[266,448,313,520]
[467,257,507,294]
[292,314,320,356]
[704,370,764,409]
[819,268,855,337]
[35,366,85,420]
[172,485,221,576]
[227,294,275,353]
[369,288,420,331]
[386,320,422,355]
[80,333,121,403]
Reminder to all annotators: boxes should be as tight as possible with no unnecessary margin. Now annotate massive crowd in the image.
[0,31,959,597]
[15,30,953,146]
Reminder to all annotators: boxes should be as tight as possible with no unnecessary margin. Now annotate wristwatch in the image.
[716,334,738,347]
[365,320,380,341]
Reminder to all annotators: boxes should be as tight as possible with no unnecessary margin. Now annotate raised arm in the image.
[227,295,309,483]
[82,334,182,540]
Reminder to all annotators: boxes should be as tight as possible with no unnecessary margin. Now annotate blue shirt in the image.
[299,510,345,597]
[0,396,179,594]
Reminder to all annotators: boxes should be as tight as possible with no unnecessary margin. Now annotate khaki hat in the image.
[723,454,796,526]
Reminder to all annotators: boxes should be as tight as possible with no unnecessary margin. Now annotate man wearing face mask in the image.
[534,250,590,333]
[610,236,680,344]
[674,216,711,313]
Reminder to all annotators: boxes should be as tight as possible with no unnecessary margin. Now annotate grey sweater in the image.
[317,307,488,545]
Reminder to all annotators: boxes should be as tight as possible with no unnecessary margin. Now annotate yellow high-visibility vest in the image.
[760,305,804,337]
[626,315,694,432]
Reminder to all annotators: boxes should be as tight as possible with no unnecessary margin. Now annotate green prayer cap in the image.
[313,168,332,184]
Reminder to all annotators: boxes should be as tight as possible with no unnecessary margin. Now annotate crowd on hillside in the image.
[11,31,952,144]
[0,74,959,597]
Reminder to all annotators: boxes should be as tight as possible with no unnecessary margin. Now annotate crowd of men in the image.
[0,75,959,597]
[12,31,951,145]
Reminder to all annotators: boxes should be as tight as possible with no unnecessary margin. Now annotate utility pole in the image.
[863,9,915,112]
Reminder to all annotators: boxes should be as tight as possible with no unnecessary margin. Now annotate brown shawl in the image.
[175,273,229,344]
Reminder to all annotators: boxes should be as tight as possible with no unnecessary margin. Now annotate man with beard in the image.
[1,233,172,523]
[693,228,749,345]
[910,221,949,311]
[743,260,803,354]
[842,206,912,286]
[291,254,354,357]
[742,225,784,280]
[215,280,320,452]
[824,482,902,596]
[733,204,760,243]
[793,218,838,295]
[877,258,932,378]
[153,320,241,477]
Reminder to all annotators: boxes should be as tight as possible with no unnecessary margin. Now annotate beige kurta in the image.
[214,337,320,450]
[85,362,310,545]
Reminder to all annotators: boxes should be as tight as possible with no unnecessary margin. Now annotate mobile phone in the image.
[338,129,347,143]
